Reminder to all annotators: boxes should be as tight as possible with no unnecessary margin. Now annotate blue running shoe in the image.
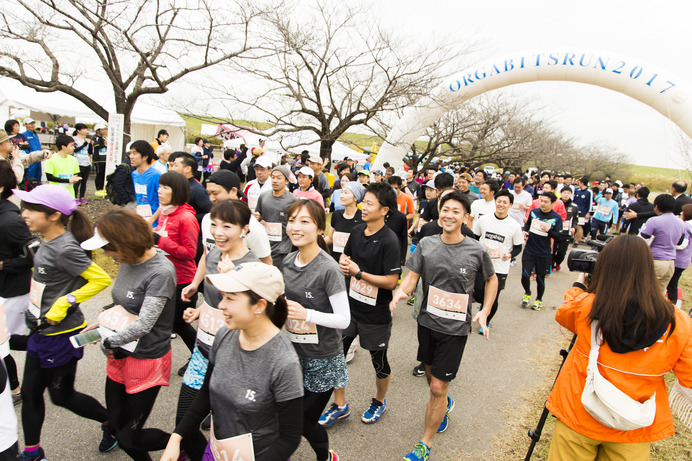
[361,398,386,423]
[319,403,350,427]
[17,447,46,461]
[403,442,430,461]
[437,395,455,433]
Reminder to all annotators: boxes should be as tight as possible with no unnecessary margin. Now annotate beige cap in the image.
[308,155,323,164]
[206,262,285,303]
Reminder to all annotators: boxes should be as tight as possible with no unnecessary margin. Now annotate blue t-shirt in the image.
[23,130,43,180]
[592,197,619,223]
[132,166,162,217]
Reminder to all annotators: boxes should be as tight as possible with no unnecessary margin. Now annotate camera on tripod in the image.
[567,234,614,274]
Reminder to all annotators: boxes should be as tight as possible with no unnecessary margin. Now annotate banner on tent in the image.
[105,113,125,176]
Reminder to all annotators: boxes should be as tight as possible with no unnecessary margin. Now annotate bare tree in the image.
[0,0,267,143]
[210,0,465,162]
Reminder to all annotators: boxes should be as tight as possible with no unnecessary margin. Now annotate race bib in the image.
[486,246,502,259]
[349,277,378,306]
[98,305,139,353]
[332,231,349,253]
[134,183,147,195]
[563,219,572,232]
[210,425,254,461]
[264,222,282,242]
[285,318,319,344]
[426,286,468,322]
[248,196,258,212]
[598,205,611,216]
[197,302,226,346]
[136,204,152,218]
[0,300,9,358]
[578,217,586,226]
[28,279,46,319]
[529,219,551,236]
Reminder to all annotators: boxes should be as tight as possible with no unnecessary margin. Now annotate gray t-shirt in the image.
[198,249,260,357]
[407,235,495,336]
[29,231,91,335]
[282,250,347,358]
[209,328,303,457]
[255,191,298,258]
[110,251,176,358]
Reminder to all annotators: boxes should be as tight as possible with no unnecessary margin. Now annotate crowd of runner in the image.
[1,119,692,461]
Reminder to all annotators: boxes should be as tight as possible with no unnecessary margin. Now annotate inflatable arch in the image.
[372,48,692,170]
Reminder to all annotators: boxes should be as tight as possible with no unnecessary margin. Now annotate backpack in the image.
[105,163,132,205]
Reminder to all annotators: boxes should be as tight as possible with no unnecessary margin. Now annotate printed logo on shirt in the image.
[484,231,505,244]
[245,389,257,402]
[37,267,46,274]
[305,292,313,299]
[126,291,135,299]
[459,267,467,275]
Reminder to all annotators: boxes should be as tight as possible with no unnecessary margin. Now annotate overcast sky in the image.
[367,0,692,169]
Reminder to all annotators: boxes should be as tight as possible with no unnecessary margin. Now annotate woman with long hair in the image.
[81,209,177,460]
[546,234,692,460]
[12,185,113,460]
[177,200,260,460]
[666,203,692,306]
[160,262,304,461]
[283,199,350,461]
[154,172,199,358]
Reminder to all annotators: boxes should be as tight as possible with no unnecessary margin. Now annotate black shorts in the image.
[522,253,551,277]
[416,324,468,382]
[343,319,391,351]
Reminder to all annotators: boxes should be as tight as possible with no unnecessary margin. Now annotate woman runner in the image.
[160,262,304,461]
[12,185,113,461]
[324,181,364,262]
[81,209,177,460]
[178,200,260,460]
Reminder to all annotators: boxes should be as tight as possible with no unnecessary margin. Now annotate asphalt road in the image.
[10,261,577,460]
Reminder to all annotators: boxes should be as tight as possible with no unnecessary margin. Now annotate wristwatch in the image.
[66,293,77,306]
[355,270,363,280]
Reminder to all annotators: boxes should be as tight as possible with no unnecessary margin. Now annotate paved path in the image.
[10,262,577,460]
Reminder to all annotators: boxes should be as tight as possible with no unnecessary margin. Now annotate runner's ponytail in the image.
[67,208,95,258]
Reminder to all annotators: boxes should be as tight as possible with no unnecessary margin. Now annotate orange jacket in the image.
[546,286,692,443]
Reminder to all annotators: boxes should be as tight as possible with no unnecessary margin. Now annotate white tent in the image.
[0,78,186,149]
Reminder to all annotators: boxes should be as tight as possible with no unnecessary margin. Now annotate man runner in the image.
[391,190,497,461]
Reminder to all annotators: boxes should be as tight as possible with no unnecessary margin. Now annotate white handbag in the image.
[581,321,657,431]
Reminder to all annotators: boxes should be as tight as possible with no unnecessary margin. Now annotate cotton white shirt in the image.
[475,213,524,274]
[470,198,496,222]
[509,190,533,225]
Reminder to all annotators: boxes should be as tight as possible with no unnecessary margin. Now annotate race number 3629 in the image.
[349,277,378,306]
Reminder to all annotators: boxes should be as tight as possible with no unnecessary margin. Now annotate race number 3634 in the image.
[426,286,468,322]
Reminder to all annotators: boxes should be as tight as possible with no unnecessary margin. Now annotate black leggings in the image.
[2,355,19,390]
[21,356,107,446]
[666,267,686,304]
[174,283,198,353]
[176,383,208,461]
[95,162,106,190]
[342,336,391,379]
[74,165,91,199]
[105,378,169,461]
[303,388,333,461]
[521,253,550,301]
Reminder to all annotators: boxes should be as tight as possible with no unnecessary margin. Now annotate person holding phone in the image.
[12,185,112,461]
[283,199,350,461]
[160,262,304,461]
[81,209,177,461]
[177,200,260,460]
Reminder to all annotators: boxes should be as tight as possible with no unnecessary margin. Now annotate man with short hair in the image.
[455,173,480,204]
[152,144,170,174]
[671,180,692,216]
[553,187,579,271]
[372,169,385,183]
[91,123,108,194]
[469,179,498,229]
[469,170,485,195]
[623,186,654,235]
[243,156,273,212]
[589,188,619,239]
[203,170,272,264]
[358,170,370,184]
[410,173,455,235]
[391,190,497,461]
[573,177,593,244]
[254,165,298,269]
[320,182,401,428]
[22,118,44,182]
[509,177,533,226]
[129,140,161,220]
[151,129,169,152]
[44,134,81,198]
[521,193,562,311]
[388,175,415,222]
[168,152,213,224]
[525,180,567,221]
[308,155,331,200]
[407,169,421,203]
[640,193,688,293]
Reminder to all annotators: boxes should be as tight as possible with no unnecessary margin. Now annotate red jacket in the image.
[155,204,199,284]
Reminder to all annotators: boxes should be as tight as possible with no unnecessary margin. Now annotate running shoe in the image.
[95,189,107,198]
[345,338,359,363]
[477,324,490,335]
[407,295,415,306]
[79,198,88,204]
[531,300,543,311]
[521,294,531,308]
[403,442,430,461]
[319,403,351,427]
[99,423,118,453]
[555,264,561,272]
[510,258,516,267]
[437,395,455,432]
[361,398,386,423]
[412,362,425,377]
[17,447,46,461]
[327,450,340,461]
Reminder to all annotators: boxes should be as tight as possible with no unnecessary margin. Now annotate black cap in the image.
[207,170,246,198]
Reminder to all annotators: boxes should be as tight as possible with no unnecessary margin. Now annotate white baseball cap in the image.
[206,262,285,303]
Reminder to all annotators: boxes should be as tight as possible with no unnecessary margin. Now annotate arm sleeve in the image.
[305,291,350,329]
[45,173,70,183]
[636,210,657,220]
[157,216,199,261]
[256,397,303,461]
[105,297,167,347]
[510,244,523,258]
[45,263,112,322]
[174,362,213,439]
